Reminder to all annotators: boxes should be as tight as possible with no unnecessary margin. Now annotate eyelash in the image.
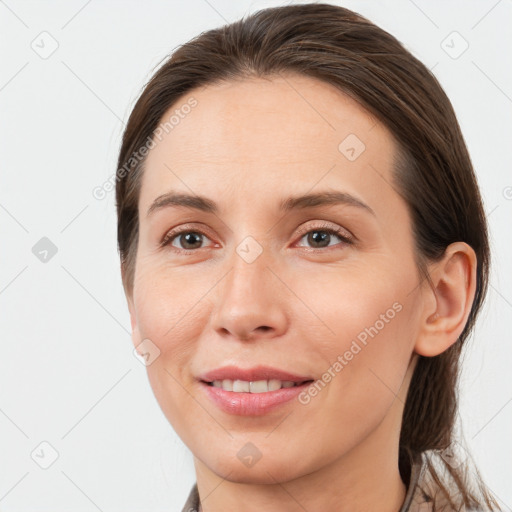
[160,222,354,254]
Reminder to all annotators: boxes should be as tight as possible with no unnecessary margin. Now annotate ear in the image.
[414,242,477,357]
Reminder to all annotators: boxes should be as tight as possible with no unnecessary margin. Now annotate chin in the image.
[198,446,307,484]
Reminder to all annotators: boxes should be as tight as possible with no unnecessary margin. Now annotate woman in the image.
[115,3,501,511]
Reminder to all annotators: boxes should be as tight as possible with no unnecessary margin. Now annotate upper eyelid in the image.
[295,220,353,238]
[161,223,215,243]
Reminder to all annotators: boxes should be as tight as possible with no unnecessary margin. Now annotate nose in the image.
[210,249,288,342]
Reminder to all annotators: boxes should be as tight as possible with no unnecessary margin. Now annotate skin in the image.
[124,73,477,512]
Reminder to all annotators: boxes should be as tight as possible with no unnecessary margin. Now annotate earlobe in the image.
[414,242,477,357]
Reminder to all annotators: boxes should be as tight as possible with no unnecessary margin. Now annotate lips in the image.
[197,365,316,415]
[198,365,314,384]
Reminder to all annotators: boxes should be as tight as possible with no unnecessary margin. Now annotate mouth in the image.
[197,365,315,414]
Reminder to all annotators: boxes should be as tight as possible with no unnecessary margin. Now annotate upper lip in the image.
[198,365,314,383]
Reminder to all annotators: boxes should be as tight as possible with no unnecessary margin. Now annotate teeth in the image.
[210,379,300,392]
[233,380,250,392]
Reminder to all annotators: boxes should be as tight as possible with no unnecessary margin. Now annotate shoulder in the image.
[402,450,499,512]
[181,482,200,512]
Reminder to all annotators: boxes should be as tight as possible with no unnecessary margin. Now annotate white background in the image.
[0,0,511,510]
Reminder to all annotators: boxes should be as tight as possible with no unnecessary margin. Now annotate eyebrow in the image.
[146,190,376,217]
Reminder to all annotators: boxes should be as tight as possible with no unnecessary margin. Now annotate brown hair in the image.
[116,3,499,508]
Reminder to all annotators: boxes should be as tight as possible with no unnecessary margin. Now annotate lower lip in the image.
[200,381,314,416]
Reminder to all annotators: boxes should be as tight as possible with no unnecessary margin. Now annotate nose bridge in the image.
[223,238,274,306]
[223,224,275,289]
[211,238,287,340]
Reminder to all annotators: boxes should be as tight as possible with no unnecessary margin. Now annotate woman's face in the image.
[127,74,426,483]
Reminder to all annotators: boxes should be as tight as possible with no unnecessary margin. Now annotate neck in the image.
[193,398,408,512]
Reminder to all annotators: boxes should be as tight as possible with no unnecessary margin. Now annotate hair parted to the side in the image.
[115,3,499,509]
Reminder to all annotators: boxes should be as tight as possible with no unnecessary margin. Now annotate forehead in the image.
[139,73,400,219]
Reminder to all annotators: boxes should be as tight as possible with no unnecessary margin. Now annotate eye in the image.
[160,227,215,253]
[294,222,354,250]
[160,221,354,254]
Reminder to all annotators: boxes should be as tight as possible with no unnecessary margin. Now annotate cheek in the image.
[131,265,211,438]
[292,275,418,459]
[297,265,417,398]
[294,264,406,347]
[132,261,210,351]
